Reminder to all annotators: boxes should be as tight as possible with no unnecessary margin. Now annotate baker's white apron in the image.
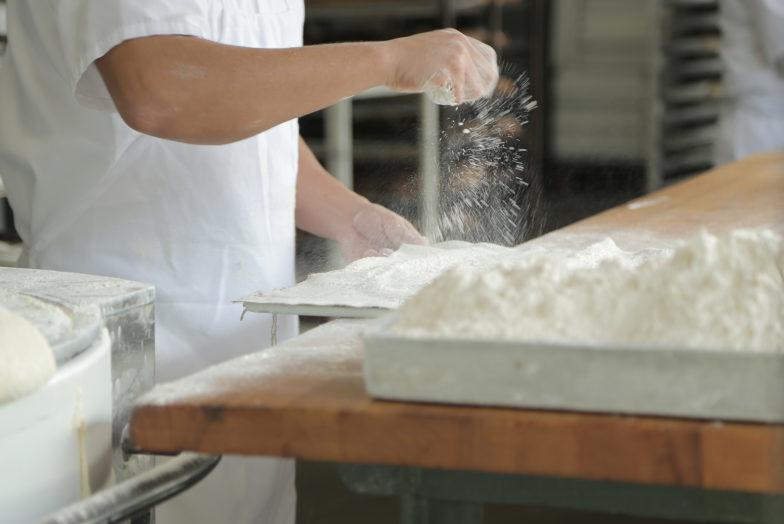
[0,1,305,523]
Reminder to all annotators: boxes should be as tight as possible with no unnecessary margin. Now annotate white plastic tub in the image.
[0,330,113,523]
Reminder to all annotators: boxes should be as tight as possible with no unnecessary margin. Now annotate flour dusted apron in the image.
[0,1,304,522]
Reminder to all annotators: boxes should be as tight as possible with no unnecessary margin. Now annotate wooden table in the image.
[131,153,784,523]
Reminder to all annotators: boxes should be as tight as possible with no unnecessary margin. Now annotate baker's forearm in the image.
[295,137,367,240]
[97,29,498,145]
[98,36,388,144]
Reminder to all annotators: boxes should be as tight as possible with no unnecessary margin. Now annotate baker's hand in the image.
[337,203,427,262]
[382,29,499,105]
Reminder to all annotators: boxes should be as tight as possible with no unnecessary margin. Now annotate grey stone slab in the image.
[364,315,784,423]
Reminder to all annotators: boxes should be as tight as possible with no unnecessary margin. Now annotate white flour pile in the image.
[394,229,784,352]
[243,234,667,311]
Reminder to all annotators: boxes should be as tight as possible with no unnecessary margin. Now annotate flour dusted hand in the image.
[382,29,499,105]
[338,203,427,262]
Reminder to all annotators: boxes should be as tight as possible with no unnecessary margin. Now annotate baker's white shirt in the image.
[0,2,304,523]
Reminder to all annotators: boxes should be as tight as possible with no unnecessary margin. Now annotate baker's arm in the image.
[295,137,425,262]
[96,30,497,145]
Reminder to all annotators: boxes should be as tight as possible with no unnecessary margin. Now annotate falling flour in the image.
[428,72,541,246]
[394,229,784,352]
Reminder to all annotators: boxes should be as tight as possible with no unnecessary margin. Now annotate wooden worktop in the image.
[130,153,784,494]
[565,152,784,239]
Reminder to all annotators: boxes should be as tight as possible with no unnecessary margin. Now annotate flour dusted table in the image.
[130,153,784,523]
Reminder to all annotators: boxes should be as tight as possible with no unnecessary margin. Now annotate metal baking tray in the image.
[363,315,784,423]
[241,300,388,319]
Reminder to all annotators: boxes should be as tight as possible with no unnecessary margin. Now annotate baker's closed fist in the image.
[382,29,499,105]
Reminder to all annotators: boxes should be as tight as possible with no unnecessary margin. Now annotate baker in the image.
[0,1,498,523]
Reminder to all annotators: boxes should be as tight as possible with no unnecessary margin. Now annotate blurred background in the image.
[293,0,722,278]
[294,1,722,522]
[0,1,728,522]
[0,0,724,274]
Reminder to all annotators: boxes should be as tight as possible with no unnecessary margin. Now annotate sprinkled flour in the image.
[428,72,540,246]
[394,229,784,352]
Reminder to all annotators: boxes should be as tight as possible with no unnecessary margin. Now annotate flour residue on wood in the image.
[138,320,366,407]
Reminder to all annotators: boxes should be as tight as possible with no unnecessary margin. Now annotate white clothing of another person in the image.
[714,0,784,164]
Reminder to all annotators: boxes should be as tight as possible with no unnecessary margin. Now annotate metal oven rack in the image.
[648,0,722,190]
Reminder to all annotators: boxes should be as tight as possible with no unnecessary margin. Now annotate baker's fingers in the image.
[381,212,412,247]
[441,37,497,103]
[424,69,457,105]
[477,58,499,97]
[404,224,428,245]
[472,38,497,65]
[462,38,498,95]
[376,208,426,249]
[467,40,499,97]
[464,59,488,102]
[442,61,465,105]
[396,217,427,246]
[353,204,385,239]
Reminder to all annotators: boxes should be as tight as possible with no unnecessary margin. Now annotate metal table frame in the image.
[338,463,784,524]
[41,453,221,524]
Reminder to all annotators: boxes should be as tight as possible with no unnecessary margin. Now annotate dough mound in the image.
[0,306,56,404]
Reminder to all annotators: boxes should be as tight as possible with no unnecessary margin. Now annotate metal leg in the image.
[41,453,220,524]
[400,495,429,524]
[645,0,664,193]
[340,463,483,524]
[324,98,354,190]
[419,94,440,238]
[129,511,153,524]
[338,463,784,524]
[324,98,354,267]
[401,496,483,524]
[438,0,456,27]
